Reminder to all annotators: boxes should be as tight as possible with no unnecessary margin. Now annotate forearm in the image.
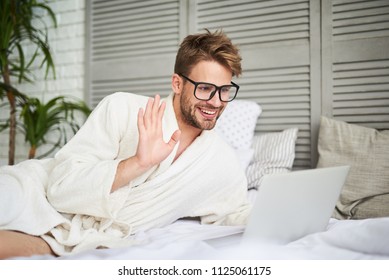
[111,156,151,192]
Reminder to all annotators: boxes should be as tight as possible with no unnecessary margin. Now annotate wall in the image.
[0,0,86,165]
[87,0,389,169]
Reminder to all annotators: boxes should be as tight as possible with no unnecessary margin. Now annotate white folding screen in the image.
[86,0,389,169]
[322,0,389,130]
[86,0,183,106]
[193,0,316,169]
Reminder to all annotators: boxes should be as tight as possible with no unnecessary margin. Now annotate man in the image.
[0,30,251,258]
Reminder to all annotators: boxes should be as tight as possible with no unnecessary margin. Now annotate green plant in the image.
[19,96,91,159]
[0,0,56,165]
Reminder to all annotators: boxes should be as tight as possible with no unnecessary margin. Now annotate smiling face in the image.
[172,60,233,132]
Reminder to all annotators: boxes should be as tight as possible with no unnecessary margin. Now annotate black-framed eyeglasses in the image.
[179,74,239,102]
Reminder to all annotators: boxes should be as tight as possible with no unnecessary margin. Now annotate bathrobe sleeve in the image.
[47,92,142,218]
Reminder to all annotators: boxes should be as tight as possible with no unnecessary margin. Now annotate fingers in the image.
[138,94,166,135]
[144,97,153,128]
[152,94,160,122]
[158,100,166,119]
[137,107,145,134]
[142,95,166,129]
[135,95,180,167]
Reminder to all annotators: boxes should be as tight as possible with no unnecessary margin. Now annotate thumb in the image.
[167,129,181,149]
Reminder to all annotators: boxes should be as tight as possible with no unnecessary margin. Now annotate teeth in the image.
[201,109,216,115]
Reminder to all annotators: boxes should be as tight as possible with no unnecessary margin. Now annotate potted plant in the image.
[19,96,90,159]
[0,0,90,164]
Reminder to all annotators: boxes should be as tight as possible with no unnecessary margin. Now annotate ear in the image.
[171,73,183,95]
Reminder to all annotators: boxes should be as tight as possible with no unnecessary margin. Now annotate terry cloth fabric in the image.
[0,92,251,255]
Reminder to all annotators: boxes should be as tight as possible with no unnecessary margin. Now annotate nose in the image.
[206,90,223,107]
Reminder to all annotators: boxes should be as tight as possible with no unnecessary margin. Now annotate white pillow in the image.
[246,128,298,189]
[234,148,254,171]
[215,100,262,150]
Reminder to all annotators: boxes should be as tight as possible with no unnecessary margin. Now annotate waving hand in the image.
[112,95,181,192]
[135,95,181,169]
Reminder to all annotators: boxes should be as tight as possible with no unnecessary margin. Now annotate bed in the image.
[14,100,389,260]
[18,215,386,260]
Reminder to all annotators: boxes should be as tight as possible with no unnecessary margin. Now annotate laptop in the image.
[242,165,350,244]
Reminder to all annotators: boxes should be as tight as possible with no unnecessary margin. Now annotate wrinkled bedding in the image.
[23,216,389,260]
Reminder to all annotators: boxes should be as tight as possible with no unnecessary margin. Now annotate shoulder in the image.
[100,92,149,106]
[92,92,149,117]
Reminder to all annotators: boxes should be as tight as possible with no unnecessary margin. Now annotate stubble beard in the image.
[180,91,222,130]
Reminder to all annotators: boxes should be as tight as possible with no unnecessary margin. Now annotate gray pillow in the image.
[317,116,389,219]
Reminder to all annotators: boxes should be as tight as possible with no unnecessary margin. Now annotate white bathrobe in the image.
[0,92,251,255]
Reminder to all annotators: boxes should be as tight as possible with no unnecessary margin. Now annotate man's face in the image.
[177,60,233,131]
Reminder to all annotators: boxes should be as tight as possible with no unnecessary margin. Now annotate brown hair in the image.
[174,29,242,77]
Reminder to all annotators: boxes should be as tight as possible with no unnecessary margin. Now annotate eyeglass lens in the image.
[195,83,237,101]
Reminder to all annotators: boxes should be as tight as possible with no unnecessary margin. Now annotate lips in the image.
[198,107,218,119]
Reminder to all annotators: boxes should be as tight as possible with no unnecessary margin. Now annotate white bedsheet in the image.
[23,216,389,260]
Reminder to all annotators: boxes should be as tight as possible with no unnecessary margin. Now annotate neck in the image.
[176,112,202,145]
[173,93,202,137]
[172,94,202,160]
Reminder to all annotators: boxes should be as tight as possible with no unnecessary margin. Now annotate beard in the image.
[179,90,225,130]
